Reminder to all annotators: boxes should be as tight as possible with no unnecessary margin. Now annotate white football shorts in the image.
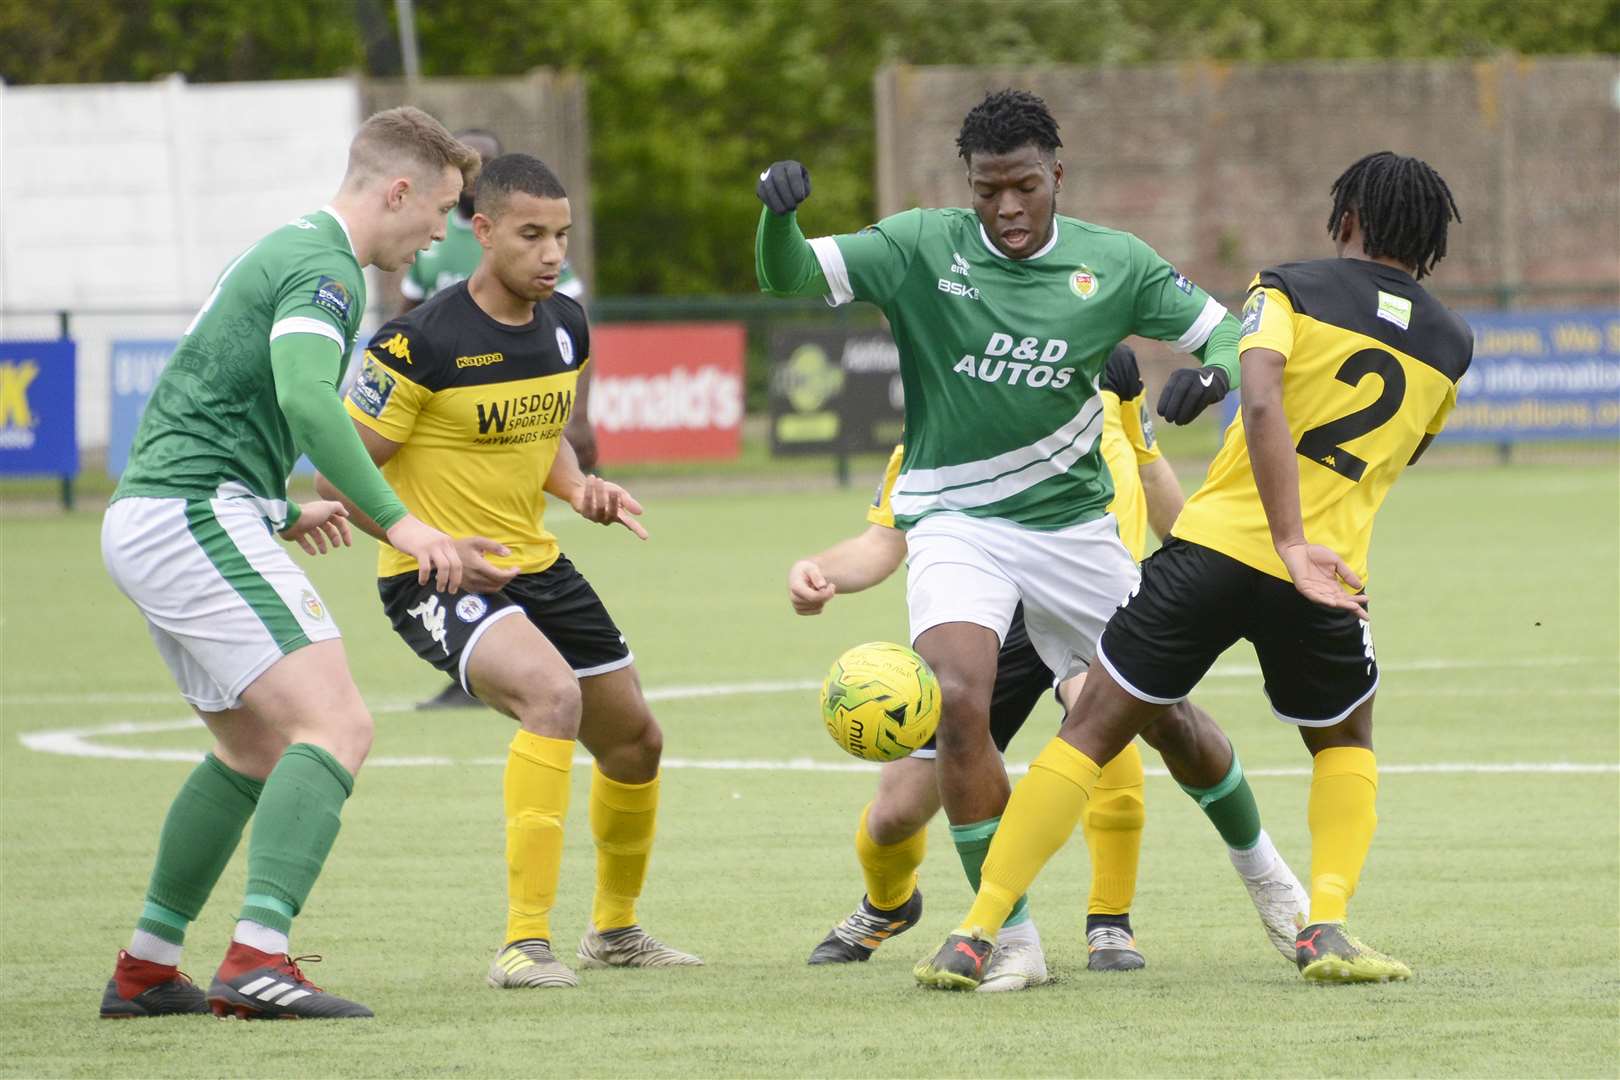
[904,511,1140,684]
[101,496,341,712]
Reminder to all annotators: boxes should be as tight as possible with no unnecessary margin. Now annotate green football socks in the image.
[237,743,353,942]
[130,753,264,962]
[951,817,1031,928]
[1180,750,1263,851]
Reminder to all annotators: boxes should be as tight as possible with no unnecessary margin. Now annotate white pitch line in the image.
[2,654,1611,708]
[13,716,1619,776]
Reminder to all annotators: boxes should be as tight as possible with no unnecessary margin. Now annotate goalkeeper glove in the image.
[1158,364,1230,424]
[757,160,811,214]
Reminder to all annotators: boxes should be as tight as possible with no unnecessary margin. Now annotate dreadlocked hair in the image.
[956,89,1062,161]
[1327,151,1460,280]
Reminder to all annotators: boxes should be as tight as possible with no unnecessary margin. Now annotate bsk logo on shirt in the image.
[1170,269,1195,295]
[1241,290,1266,336]
[950,251,971,277]
[407,595,450,656]
[556,327,575,366]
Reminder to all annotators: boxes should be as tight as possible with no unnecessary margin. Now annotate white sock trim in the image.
[128,929,182,967]
[1229,829,1280,880]
[997,918,1042,947]
[233,919,290,956]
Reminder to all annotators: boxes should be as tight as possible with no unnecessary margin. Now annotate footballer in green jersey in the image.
[99,107,476,1022]
[758,90,1298,990]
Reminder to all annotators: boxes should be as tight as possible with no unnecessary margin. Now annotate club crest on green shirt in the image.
[1069,267,1099,300]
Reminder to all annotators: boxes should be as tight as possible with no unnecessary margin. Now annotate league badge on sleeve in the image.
[1241,290,1266,337]
[349,352,397,418]
[1170,268,1195,295]
[313,276,353,320]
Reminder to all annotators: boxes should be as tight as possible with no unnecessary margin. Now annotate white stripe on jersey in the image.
[269,316,345,347]
[1173,295,1229,354]
[890,398,1106,517]
[896,392,1105,494]
[808,236,854,306]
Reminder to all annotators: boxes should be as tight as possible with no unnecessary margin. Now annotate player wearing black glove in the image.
[757,161,811,215]
[1157,362,1232,425]
[1101,342,1143,400]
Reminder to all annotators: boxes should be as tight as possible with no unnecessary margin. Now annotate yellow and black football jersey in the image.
[868,392,1159,562]
[345,281,589,578]
[1172,258,1473,584]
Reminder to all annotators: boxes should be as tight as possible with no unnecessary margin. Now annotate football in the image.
[820,641,943,761]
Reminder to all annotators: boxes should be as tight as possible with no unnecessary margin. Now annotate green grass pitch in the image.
[1,462,1616,1077]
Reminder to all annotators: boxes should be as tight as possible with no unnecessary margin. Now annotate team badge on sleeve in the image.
[349,353,397,418]
[1241,290,1266,336]
[313,276,353,320]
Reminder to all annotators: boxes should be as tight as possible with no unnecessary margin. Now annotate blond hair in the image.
[345,106,480,191]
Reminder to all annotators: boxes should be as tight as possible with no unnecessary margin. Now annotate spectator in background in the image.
[408,130,600,710]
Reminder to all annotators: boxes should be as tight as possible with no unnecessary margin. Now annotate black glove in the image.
[757,160,811,214]
[1100,343,1142,399]
[1157,364,1230,424]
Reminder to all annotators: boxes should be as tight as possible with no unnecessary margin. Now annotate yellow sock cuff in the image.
[1312,746,1377,788]
[591,765,660,812]
[510,730,576,772]
[1031,737,1102,788]
[1095,741,1145,790]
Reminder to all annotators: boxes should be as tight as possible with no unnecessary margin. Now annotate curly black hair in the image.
[956,89,1062,161]
[1327,151,1461,280]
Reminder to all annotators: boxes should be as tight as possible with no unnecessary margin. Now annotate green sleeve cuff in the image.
[755,208,829,297]
[1194,312,1241,390]
[270,335,408,531]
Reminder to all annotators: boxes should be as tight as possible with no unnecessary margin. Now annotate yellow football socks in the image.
[854,803,925,912]
[589,765,660,932]
[1083,741,1146,916]
[1306,746,1378,925]
[959,737,1101,937]
[504,730,575,944]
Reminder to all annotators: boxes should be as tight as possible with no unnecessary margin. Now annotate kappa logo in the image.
[406,595,450,656]
[288,217,318,230]
[455,351,505,369]
[378,333,413,365]
[950,251,971,277]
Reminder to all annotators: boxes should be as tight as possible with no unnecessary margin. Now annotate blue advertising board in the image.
[1212,307,1620,443]
[1444,309,1620,442]
[108,340,176,477]
[108,338,347,477]
[0,340,78,477]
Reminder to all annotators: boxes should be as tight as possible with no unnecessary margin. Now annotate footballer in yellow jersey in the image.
[321,153,701,988]
[923,151,1467,991]
[798,345,1310,984]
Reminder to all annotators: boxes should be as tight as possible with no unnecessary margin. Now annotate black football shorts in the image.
[1096,538,1378,726]
[379,554,632,693]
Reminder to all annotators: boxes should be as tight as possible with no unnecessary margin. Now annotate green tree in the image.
[4,0,1616,294]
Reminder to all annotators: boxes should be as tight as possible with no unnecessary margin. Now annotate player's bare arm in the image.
[278,500,352,556]
[544,435,648,539]
[1137,455,1185,541]
[565,365,599,471]
[1241,345,1367,616]
[787,524,908,615]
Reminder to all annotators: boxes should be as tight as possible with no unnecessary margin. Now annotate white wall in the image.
[0,76,364,449]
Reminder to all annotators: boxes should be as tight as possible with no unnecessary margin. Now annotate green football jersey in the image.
[812,208,1227,529]
[400,211,583,302]
[114,208,367,528]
